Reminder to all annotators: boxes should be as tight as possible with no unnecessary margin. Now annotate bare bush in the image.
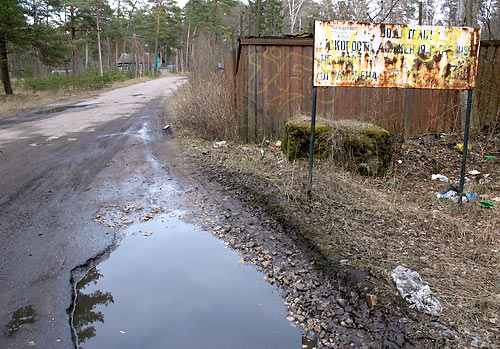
[171,73,239,141]
[189,32,231,78]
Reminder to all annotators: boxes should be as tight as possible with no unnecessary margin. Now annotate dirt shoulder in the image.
[164,115,499,348]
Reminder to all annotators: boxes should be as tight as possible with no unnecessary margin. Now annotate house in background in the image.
[117,53,155,71]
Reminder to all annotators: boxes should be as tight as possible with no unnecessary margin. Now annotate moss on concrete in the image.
[282,117,392,176]
[282,117,333,161]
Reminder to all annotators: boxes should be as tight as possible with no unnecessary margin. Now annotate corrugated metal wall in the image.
[233,37,478,141]
[475,41,500,131]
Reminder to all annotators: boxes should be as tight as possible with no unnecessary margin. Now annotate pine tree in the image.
[184,0,236,39]
[262,0,284,35]
[0,0,27,94]
[249,0,284,35]
[1,0,70,94]
[148,0,183,70]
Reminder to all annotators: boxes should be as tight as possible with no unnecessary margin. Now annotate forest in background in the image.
[1,0,499,94]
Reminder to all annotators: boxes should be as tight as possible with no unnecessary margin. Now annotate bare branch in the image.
[368,0,401,23]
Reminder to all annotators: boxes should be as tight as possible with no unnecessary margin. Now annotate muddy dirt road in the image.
[0,76,187,347]
[0,75,432,349]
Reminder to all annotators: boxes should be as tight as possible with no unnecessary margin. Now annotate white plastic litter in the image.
[213,141,227,148]
[431,174,449,182]
[391,265,442,316]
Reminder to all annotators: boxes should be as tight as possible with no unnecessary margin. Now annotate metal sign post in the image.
[307,87,318,199]
[458,89,474,204]
[308,20,481,198]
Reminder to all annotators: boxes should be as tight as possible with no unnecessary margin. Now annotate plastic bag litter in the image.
[431,174,464,184]
[463,193,478,201]
[391,266,442,316]
[431,174,450,182]
[435,190,478,202]
[213,141,227,148]
[435,190,457,199]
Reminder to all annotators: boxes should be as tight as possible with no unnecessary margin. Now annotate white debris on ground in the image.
[391,265,442,316]
[431,174,450,182]
[213,141,227,148]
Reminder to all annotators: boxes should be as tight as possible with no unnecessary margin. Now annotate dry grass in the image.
[178,133,500,347]
[169,73,239,142]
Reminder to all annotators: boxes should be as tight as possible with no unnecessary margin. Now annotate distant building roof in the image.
[117,53,133,64]
[117,53,152,65]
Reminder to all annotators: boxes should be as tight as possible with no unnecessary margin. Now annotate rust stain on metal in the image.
[313,20,481,90]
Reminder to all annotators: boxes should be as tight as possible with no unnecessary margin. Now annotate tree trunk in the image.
[418,2,423,25]
[256,0,261,36]
[175,48,179,72]
[185,22,190,72]
[0,35,13,95]
[213,0,219,39]
[96,0,103,76]
[132,34,137,78]
[85,40,89,70]
[115,36,119,66]
[34,50,41,77]
[148,46,151,75]
[106,36,110,69]
[115,0,120,66]
[191,27,197,66]
[71,6,76,73]
[123,23,130,56]
[122,0,138,58]
[154,13,160,72]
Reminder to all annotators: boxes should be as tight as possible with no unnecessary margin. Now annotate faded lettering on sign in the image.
[313,20,481,89]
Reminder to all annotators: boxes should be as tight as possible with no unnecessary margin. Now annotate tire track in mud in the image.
[160,133,436,348]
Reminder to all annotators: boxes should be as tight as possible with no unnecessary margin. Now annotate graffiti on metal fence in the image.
[247,47,336,113]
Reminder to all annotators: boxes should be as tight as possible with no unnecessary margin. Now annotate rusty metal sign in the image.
[313,20,481,89]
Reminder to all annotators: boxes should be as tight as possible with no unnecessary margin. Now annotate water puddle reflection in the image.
[72,213,303,348]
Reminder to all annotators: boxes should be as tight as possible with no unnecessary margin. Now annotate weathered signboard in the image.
[314,20,481,89]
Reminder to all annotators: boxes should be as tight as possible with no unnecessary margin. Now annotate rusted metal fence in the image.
[475,40,500,132]
[232,36,498,141]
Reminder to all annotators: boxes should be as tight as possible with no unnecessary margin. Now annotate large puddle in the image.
[72,212,303,348]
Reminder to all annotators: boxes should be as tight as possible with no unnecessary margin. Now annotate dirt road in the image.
[0,76,184,348]
[0,75,438,348]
